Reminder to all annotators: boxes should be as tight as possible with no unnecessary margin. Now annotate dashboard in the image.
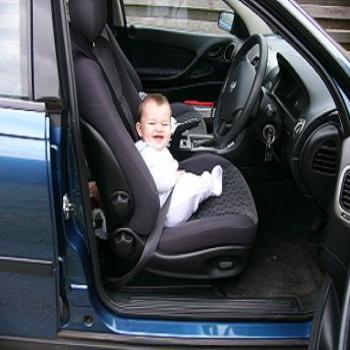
[256,35,341,212]
[274,55,307,120]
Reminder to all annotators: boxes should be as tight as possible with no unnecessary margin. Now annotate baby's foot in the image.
[211,165,223,196]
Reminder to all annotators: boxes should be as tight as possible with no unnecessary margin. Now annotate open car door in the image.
[308,137,350,350]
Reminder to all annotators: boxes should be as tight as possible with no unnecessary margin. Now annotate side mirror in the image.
[218,11,235,32]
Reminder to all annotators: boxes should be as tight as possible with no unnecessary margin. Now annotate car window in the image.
[0,0,30,99]
[123,0,232,34]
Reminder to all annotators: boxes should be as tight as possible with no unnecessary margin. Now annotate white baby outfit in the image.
[135,140,222,227]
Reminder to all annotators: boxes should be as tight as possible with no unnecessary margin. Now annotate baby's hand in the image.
[89,181,101,202]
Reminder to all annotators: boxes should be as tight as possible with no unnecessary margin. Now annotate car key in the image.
[264,137,273,162]
[263,124,276,162]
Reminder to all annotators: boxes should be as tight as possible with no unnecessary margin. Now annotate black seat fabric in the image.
[68,0,206,134]
[69,0,258,279]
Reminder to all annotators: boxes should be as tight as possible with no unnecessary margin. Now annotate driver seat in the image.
[68,0,206,134]
[69,0,258,279]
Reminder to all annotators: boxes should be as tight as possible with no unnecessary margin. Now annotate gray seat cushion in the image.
[158,154,257,254]
[190,159,258,224]
[159,214,256,253]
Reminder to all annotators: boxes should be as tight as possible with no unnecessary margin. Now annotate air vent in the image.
[223,43,235,62]
[340,170,350,212]
[312,139,338,176]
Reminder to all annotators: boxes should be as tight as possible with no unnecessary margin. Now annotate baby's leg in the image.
[211,165,223,196]
[165,167,222,227]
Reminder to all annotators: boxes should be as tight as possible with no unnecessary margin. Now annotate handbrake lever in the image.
[169,118,200,157]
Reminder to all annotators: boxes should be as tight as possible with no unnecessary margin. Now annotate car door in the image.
[0,0,61,340]
[116,0,244,103]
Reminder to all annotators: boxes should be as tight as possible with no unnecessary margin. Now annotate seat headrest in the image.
[69,0,107,43]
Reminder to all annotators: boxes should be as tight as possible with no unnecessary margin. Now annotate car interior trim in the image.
[335,141,350,224]
[0,333,309,350]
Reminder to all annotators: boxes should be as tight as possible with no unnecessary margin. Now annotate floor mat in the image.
[216,238,324,299]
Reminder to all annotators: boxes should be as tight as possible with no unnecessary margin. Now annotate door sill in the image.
[107,289,319,320]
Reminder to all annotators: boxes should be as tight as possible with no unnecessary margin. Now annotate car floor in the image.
[219,177,325,299]
[215,237,323,299]
[105,178,325,318]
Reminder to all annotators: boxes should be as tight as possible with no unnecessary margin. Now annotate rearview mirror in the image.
[218,11,235,32]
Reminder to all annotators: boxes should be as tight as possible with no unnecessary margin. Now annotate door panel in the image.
[0,107,58,338]
[125,27,238,102]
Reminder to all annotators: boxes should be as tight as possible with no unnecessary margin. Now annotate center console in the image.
[176,106,238,155]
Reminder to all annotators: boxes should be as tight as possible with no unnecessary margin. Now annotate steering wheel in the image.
[214,34,268,146]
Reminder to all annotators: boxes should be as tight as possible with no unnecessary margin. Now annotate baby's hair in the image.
[138,93,170,122]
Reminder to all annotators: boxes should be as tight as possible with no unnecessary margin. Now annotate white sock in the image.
[211,165,223,196]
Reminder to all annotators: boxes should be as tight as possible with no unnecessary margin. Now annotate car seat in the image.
[68,0,207,134]
[69,0,258,279]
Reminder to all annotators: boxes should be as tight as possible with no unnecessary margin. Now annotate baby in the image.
[135,93,222,227]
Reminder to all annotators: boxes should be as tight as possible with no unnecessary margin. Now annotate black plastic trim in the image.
[0,256,54,277]
[60,330,308,348]
[0,333,308,350]
[308,276,340,350]
[338,272,350,350]
[109,293,317,321]
[146,245,250,279]
[298,123,340,212]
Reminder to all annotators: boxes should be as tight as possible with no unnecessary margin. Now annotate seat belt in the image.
[105,24,143,93]
[70,28,138,139]
[92,36,138,140]
[110,193,172,289]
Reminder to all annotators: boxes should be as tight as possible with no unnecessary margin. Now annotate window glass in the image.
[0,0,30,99]
[124,0,232,34]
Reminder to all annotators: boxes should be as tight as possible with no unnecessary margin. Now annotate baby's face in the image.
[136,100,172,150]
